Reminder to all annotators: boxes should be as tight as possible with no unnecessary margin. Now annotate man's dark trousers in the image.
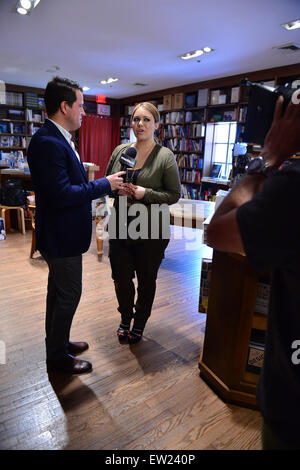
[42,253,82,361]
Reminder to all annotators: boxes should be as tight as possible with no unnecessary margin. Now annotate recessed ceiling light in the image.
[20,0,31,8]
[82,87,90,91]
[282,19,300,30]
[16,0,41,15]
[180,47,213,60]
[181,50,203,60]
[100,78,119,85]
[17,6,28,14]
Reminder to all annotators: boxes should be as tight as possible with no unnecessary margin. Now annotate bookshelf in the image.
[0,85,45,162]
[118,86,243,200]
[159,108,206,199]
[117,64,300,200]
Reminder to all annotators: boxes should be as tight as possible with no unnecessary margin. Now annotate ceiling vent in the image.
[273,42,300,54]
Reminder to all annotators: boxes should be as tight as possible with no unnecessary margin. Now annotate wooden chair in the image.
[94,197,113,261]
[27,193,36,258]
[0,205,25,235]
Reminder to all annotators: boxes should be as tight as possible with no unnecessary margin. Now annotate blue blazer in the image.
[27,119,111,257]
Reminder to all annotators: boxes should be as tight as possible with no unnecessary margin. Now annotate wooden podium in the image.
[199,250,268,409]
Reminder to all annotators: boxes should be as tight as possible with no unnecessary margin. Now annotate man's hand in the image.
[106,171,126,191]
[261,95,300,167]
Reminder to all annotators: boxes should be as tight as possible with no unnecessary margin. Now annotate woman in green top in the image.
[105,102,181,343]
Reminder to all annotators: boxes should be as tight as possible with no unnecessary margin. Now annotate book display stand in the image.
[199,250,269,408]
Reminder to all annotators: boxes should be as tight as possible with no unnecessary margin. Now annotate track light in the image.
[281,19,300,31]
[180,47,213,60]
[16,0,40,15]
[100,78,119,85]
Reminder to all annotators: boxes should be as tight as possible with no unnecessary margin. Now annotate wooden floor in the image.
[0,226,262,450]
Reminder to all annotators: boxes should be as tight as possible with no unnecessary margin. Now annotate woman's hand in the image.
[118,183,134,197]
[128,184,146,200]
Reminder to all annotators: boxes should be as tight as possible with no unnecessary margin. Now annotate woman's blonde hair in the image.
[131,102,160,123]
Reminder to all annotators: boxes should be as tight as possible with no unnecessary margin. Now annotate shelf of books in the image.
[159,107,206,200]
[118,66,300,201]
[118,86,243,201]
[0,89,45,164]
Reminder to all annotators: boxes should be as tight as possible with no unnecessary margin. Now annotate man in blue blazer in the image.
[27,77,124,374]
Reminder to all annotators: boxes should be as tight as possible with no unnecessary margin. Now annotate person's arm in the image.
[28,138,124,209]
[207,96,300,253]
[131,151,181,205]
[206,173,266,253]
[105,144,131,198]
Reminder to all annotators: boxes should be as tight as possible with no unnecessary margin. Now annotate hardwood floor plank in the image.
[0,227,262,450]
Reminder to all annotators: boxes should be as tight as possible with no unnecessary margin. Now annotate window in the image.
[206,122,237,179]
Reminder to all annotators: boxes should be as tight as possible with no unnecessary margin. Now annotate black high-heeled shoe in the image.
[117,324,130,342]
[128,328,143,344]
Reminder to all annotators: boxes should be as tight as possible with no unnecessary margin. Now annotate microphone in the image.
[119,147,137,182]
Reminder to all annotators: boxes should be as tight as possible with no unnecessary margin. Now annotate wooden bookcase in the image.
[198,250,269,409]
[117,64,300,201]
[0,84,46,161]
[160,108,206,199]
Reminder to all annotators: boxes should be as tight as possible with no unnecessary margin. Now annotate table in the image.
[0,164,99,233]
[169,199,215,229]
[0,163,99,188]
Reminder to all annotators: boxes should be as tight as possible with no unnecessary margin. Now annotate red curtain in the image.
[78,115,120,179]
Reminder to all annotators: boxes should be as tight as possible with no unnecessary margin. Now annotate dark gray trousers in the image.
[109,239,169,330]
[42,253,82,360]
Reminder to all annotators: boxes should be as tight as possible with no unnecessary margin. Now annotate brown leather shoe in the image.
[68,341,89,355]
[46,354,92,374]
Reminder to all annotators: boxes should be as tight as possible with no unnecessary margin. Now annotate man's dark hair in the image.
[44,76,82,117]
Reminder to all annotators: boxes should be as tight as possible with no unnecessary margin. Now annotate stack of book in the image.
[185,123,205,138]
[177,154,203,169]
[179,168,201,183]
[25,92,38,107]
[199,258,212,313]
[5,92,23,106]
[163,111,184,124]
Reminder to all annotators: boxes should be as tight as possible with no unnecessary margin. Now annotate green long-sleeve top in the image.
[106,143,181,205]
[105,143,181,240]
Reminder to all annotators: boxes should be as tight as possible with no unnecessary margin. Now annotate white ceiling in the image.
[0,0,299,99]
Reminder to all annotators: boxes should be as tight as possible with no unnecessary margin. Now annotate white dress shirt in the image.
[47,118,81,162]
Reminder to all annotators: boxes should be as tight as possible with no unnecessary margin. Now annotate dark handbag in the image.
[0,179,27,206]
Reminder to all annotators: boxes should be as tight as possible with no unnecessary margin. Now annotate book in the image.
[25,92,38,107]
[223,109,237,121]
[199,258,213,313]
[231,87,240,103]
[209,163,222,178]
[185,93,197,108]
[197,88,208,107]
[210,90,220,105]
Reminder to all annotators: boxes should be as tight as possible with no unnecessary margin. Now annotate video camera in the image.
[241,78,300,145]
